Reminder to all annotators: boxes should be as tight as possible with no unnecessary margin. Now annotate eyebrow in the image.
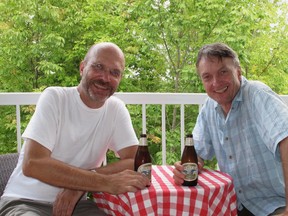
[217,65,228,71]
[200,64,229,77]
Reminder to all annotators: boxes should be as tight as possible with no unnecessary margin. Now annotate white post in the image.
[16,105,21,152]
[161,105,166,165]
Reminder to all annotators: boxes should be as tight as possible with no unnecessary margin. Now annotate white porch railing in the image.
[1,92,288,165]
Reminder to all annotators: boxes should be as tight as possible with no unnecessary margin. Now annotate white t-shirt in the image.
[3,87,138,202]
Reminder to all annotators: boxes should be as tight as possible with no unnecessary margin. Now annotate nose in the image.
[212,75,220,86]
[99,68,111,82]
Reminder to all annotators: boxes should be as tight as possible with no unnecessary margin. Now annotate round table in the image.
[93,165,237,216]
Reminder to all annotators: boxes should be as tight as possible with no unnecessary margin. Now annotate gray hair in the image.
[196,43,240,70]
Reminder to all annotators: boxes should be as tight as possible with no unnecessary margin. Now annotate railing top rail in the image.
[0,92,41,105]
[1,92,288,162]
[0,92,209,105]
[114,92,208,104]
[0,92,288,105]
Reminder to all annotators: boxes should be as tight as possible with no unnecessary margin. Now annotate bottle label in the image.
[182,162,198,181]
[137,163,152,181]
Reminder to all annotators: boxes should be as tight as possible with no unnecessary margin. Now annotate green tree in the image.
[0,0,87,91]
[123,0,288,164]
[1,0,288,167]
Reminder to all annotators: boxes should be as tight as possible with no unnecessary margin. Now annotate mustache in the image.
[91,80,112,90]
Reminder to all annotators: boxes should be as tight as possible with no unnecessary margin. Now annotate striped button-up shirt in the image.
[193,76,288,215]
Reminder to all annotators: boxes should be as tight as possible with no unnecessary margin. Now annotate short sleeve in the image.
[22,87,60,151]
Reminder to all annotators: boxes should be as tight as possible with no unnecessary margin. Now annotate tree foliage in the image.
[1,0,287,167]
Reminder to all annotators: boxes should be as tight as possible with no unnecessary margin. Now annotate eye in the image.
[110,69,121,78]
[201,74,211,82]
[94,63,103,71]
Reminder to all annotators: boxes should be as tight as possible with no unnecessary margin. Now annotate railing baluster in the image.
[161,105,166,165]
[2,92,287,165]
[142,104,146,134]
[0,92,218,165]
[16,105,21,153]
[180,104,185,154]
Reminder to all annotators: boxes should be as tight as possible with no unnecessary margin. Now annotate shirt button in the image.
[239,190,242,193]
[225,137,229,141]
[229,155,233,159]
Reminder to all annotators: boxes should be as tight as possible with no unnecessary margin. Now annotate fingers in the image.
[173,161,185,185]
[53,189,84,216]
[53,201,74,216]
[53,195,70,216]
[198,162,204,171]
[174,161,183,170]
[121,170,150,190]
[107,170,150,194]
[198,157,204,171]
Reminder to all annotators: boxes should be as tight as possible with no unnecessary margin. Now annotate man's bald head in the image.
[84,42,125,71]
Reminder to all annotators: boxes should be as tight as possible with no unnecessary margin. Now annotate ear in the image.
[237,67,242,79]
[79,61,85,76]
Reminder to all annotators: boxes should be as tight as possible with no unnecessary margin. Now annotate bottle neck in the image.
[185,137,194,146]
[139,137,148,146]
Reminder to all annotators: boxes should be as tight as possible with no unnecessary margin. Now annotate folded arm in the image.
[22,138,149,194]
[94,145,137,174]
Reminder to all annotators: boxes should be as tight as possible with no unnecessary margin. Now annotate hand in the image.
[173,161,185,185]
[173,160,204,185]
[52,189,85,216]
[104,169,150,194]
[197,157,204,170]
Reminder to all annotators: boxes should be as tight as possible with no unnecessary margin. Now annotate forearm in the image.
[22,140,141,194]
[95,145,137,174]
[95,158,134,174]
[23,157,148,195]
[279,137,288,210]
[23,157,109,192]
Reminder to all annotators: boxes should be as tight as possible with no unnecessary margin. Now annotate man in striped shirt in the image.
[173,42,288,216]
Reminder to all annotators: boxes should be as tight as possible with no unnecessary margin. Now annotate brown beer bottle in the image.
[134,134,152,182]
[181,134,198,186]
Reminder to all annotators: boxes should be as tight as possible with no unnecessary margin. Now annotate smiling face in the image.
[78,43,125,109]
[198,56,241,114]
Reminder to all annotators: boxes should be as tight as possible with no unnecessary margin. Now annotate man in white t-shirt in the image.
[0,42,150,216]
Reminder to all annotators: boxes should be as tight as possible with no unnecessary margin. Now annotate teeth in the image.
[215,86,228,93]
[94,83,108,90]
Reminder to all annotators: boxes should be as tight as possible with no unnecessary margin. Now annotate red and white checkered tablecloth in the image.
[93,165,237,216]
